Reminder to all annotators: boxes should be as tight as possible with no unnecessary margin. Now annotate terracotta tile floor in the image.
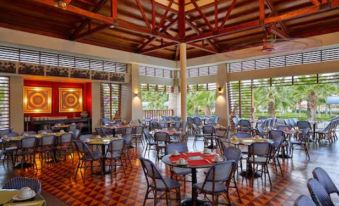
[1,136,339,206]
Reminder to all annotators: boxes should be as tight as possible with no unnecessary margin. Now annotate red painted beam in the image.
[135,0,152,31]
[191,0,214,31]
[76,24,108,39]
[141,42,177,54]
[219,0,237,29]
[33,0,114,24]
[178,0,185,40]
[158,0,174,31]
[185,20,260,43]
[111,0,117,19]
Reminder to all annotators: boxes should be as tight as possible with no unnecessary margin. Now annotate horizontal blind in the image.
[0,46,127,73]
[0,77,9,129]
[101,83,121,120]
[229,47,339,72]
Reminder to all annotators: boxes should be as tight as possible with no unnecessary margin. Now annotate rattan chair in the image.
[307,178,334,206]
[312,167,339,196]
[294,195,316,206]
[3,176,41,193]
[194,160,237,206]
[139,157,181,206]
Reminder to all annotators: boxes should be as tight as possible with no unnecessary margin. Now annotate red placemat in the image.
[169,154,186,162]
[186,152,203,157]
[188,159,212,166]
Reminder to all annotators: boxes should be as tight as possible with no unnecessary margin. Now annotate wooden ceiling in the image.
[0,0,338,60]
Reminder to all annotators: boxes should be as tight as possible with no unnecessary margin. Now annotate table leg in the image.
[101,145,107,174]
[181,168,210,206]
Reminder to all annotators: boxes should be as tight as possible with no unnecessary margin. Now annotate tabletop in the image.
[227,137,273,146]
[3,132,67,142]
[150,129,181,136]
[0,190,45,206]
[162,152,221,169]
[85,136,123,145]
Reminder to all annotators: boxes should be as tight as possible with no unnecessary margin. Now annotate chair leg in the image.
[233,176,241,202]
[266,165,272,189]
[154,191,157,206]
[165,191,169,206]
[143,188,150,206]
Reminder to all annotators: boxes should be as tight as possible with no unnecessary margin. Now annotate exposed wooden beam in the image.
[189,43,218,54]
[135,0,152,31]
[259,0,265,23]
[270,25,289,39]
[219,0,237,29]
[191,0,214,31]
[32,0,114,24]
[264,5,320,24]
[76,24,109,39]
[265,0,289,36]
[178,0,185,40]
[310,0,320,6]
[141,42,177,54]
[158,0,174,31]
[111,0,117,19]
[70,0,108,40]
[185,18,219,52]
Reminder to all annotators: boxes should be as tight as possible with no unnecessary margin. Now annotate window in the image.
[101,83,121,120]
[0,77,9,129]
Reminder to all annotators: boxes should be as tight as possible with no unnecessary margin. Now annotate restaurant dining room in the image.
[0,0,339,205]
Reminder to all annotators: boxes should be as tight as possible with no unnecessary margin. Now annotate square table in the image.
[0,190,45,206]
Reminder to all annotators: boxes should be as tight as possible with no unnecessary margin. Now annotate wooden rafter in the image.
[135,0,152,31]
[70,0,108,40]
[265,0,289,36]
[259,0,266,23]
[141,42,177,54]
[310,0,320,6]
[158,0,174,31]
[219,0,237,29]
[191,0,214,31]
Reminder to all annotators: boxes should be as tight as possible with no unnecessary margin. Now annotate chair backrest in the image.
[193,117,202,126]
[123,134,133,145]
[41,135,55,146]
[21,137,36,149]
[203,125,215,135]
[135,126,143,135]
[307,178,334,206]
[95,128,105,137]
[109,139,124,155]
[297,121,312,130]
[187,117,194,125]
[73,140,93,159]
[238,119,251,128]
[166,143,188,154]
[312,167,339,195]
[143,129,154,143]
[223,147,242,163]
[102,128,113,136]
[125,127,133,135]
[202,161,236,192]
[3,177,41,193]
[154,132,170,142]
[234,132,252,138]
[61,133,72,144]
[269,130,285,149]
[249,142,272,158]
[294,195,316,206]
[139,157,166,188]
[23,131,36,136]
[71,129,81,139]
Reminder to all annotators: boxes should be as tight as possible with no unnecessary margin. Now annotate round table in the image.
[162,152,217,206]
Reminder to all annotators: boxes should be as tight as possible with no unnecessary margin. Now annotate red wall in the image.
[24,80,92,118]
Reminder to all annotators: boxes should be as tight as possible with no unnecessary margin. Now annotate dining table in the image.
[0,189,46,206]
[101,124,135,136]
[227,137,273,178]
[85,136,123,174]
[2,132,67,168]
[162,151,220,206]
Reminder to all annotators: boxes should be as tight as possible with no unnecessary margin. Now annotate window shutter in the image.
[0,77,10,129]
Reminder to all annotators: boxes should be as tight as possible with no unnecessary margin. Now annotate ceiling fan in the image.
[226,25,323,57]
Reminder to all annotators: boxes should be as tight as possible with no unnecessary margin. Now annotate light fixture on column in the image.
[55,0,67,9]
[218,86,223,94]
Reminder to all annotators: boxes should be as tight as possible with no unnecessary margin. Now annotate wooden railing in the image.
[143,109,174,119]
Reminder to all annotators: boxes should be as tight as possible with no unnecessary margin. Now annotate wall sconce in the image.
[134,91,139,96]
[218,87,223,94]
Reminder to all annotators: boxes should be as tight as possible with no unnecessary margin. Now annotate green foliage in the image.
[187,91,216,116]
[141,91,169,109]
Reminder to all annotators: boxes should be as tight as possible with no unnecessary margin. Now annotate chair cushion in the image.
[172,167,191,176]
[151,177,180,190]
[194,182,227,193]
[248,156,268,164]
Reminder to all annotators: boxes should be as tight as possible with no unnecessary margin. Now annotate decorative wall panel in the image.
[59,88,83,113]
[24,86,52,113]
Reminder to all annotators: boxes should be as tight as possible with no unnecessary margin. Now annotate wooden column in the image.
[180,43,187,121]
